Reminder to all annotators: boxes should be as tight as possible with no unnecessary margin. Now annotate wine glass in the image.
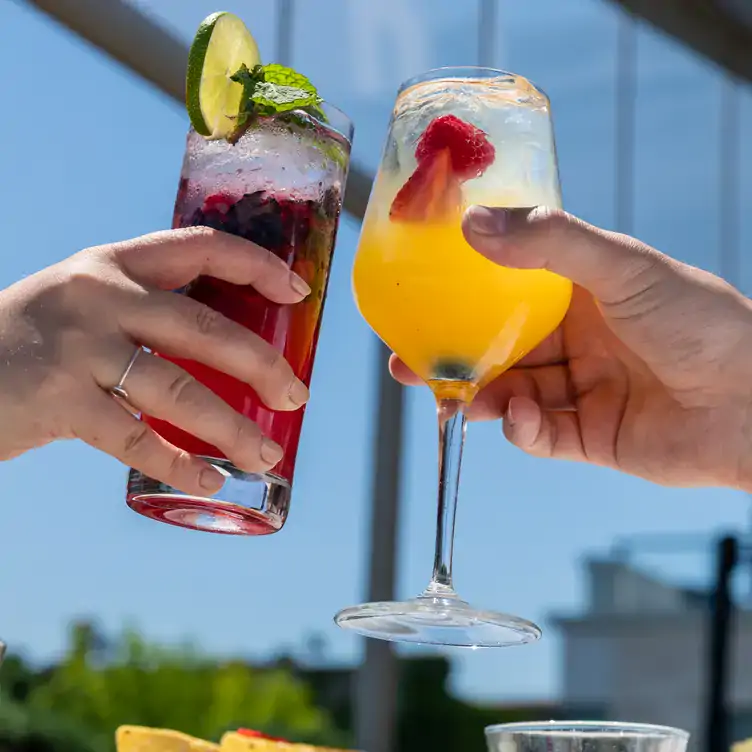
[334,67,572,647]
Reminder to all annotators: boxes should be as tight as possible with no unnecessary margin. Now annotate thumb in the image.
[463,206,675,312]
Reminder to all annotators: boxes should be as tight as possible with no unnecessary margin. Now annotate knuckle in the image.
[257,343,287,375]
[529,206,572,235]
[55,263,135,320]
[59,269,110,308]
[192,303,225,337]
[122,422,152,458]
[230,415,262,455]
[177,224,224,245]
[165,370,196,406]
[259,246,283,273]
[247,343,295,407]
[250,247,285,289]
[167,447,191,480]
[223,417,267,472]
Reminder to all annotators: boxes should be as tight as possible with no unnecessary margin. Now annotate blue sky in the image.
[1,0,751,702]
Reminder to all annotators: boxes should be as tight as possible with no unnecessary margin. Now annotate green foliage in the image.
[0,623,547,752]
[0,694,103,752]
[1,621,343,752]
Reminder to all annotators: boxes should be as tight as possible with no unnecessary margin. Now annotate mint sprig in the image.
[231,63,323,126]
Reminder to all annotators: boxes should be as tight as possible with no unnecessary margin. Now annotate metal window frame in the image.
[609,0,752,83]
[23,0,374,221]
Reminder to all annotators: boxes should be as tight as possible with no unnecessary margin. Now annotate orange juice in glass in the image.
[336,68,572,648]
[353,70,571,401]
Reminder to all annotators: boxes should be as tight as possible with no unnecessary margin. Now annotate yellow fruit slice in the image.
[186,11,262,139]
[220,731,350,752]
[116,725,219,752]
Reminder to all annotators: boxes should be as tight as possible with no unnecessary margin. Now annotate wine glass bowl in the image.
[352,68,571,397]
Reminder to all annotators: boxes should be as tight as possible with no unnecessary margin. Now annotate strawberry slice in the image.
[236,729,289,742]
[389,149,461,222]
[389,115,496,222]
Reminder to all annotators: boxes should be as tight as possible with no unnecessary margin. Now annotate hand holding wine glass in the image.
[393,205,752,492]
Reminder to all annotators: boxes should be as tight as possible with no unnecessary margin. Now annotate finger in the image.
[462,206,679,316]
[74,389,226,497]
[94,349,284,475]
[389,355,424,386]
[117,292,308,411]
[109,227,310,303]
[502,396,585,462]
[467,365,574,422]
[513,326,566,368]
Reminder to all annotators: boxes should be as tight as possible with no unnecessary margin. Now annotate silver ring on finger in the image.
[110,345,143,405]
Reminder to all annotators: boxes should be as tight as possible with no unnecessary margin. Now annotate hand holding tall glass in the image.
[335,68,572,647]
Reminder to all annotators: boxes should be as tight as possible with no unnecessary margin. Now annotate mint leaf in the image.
[262,63,319,97]
[232,63,322,118]
[229,63,265,131]
[230,62,264,87]
[227,63,325,142]
[251,81,321,112]
[250,64,322,114]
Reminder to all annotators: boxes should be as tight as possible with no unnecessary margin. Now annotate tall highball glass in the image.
[127,105,353,535]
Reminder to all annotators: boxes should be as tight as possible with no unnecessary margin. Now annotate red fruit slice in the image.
[389,149,462,222]
[236,729,289,742]
[389,115,496,222]
[415,114,496,180]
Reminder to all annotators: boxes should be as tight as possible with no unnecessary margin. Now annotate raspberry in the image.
[415,115,496,180]
[389,150,462,222]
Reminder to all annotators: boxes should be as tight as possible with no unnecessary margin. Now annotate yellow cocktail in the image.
[336,68,571,648]
[354,196,571,398]
[353,73,572,400]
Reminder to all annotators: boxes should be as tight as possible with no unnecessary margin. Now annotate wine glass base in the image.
[334,595,542,648]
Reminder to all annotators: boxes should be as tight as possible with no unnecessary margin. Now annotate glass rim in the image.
[397,66,549,101]
[484,722,690,740]
[227,101,352,145]
[314,100,354,144]
[317,100,352,122]
[187,102,354,145]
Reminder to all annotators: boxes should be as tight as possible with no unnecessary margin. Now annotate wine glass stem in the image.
[429,398,467,594]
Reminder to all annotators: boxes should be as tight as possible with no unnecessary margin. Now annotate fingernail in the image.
[261,437,284,465]
[506,400,516,426]
[200,467,225,492]
[467,206,509,236]
[289,378,310,407]
[289,271,311,297]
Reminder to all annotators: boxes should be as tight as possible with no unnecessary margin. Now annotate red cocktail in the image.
[127,109,352,535]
